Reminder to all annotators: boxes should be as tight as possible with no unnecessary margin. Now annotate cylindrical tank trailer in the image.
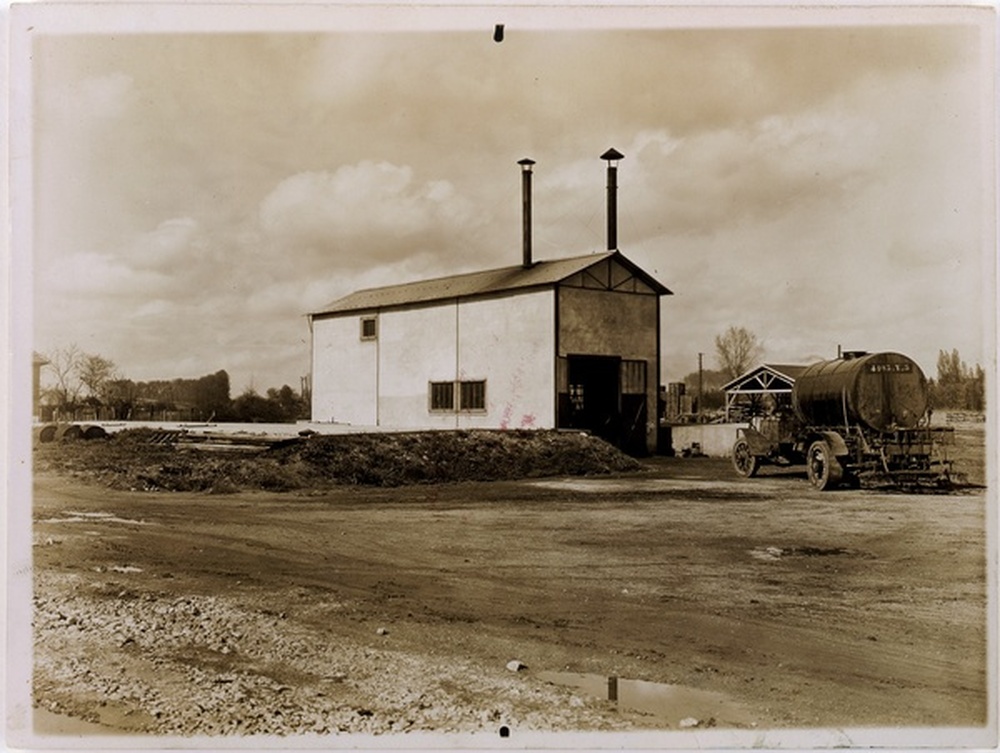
[792,351,929,432]
[733,351,953,490]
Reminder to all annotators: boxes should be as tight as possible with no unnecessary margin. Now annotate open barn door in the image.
[561,355,622,447]
[620,359,648,456]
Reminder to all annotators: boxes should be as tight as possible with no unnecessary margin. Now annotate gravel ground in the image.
[33,569,644,736]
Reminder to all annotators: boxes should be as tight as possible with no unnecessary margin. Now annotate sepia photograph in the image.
[5,2,997,749]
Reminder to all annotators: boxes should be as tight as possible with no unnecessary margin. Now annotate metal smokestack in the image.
[601,148,624,250]
[518,158,536,268]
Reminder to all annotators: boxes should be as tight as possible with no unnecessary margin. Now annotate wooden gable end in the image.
[559,257,658,295]
[724,367,796,394]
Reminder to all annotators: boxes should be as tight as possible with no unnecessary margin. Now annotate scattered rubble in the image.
[33,571,636,736]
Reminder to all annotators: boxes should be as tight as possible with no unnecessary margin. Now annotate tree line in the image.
[928,349,986,412]
[38,345,310,423]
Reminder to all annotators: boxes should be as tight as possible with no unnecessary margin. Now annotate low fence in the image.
[664,423,746,458]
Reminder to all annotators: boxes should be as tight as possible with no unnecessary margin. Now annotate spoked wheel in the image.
[732,438,760,478]
[806,440,844,491]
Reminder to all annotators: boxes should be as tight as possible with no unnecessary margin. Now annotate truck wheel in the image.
[806,440,843,490]
[732,438,760,478]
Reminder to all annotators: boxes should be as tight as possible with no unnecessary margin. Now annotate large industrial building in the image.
[308,151,672,454]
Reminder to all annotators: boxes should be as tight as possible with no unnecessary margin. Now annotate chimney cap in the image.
[517,157,536,167]
[601,148,624,162]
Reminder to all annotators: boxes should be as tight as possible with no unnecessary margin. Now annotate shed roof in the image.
[311,250,672,317]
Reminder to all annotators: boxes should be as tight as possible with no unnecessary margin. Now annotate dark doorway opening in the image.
[562,355,621,447]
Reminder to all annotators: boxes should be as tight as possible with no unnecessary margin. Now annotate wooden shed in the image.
[722,363,809,421]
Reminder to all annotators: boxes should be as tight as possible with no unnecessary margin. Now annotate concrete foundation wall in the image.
[670,423,748,458]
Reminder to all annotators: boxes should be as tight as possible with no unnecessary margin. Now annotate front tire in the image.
[732,438,760,478]
[806,439,843,490]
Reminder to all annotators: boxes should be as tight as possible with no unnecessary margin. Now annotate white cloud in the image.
[258,161,478,264]
[127,217,202,271]
[133,299,173,319]
[40,250,172,298]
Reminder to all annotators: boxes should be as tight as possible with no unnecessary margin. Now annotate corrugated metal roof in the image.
[311,251,671,316]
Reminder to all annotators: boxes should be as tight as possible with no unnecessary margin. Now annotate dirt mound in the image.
[32,428,641,493]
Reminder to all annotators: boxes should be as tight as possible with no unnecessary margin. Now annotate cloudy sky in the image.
[19,6,995,396]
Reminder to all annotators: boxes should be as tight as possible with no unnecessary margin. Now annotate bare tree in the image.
[715,326,764,380]
[43,345,122,418]
[44,343,84,410]
[77,353,118,402]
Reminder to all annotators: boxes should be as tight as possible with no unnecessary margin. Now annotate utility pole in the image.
[697,352,704,421]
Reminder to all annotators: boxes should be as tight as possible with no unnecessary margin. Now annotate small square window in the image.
[429,381,455,411]
[360,316,377,340]
[459,380,486,412]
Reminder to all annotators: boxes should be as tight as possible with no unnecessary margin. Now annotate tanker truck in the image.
[731,351,954,490]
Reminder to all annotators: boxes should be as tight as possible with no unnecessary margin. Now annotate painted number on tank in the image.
[868,363,912,373]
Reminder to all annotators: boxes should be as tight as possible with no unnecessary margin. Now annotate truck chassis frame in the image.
[733,418,955,491]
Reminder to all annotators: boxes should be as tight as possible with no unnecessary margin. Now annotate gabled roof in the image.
[722,363,810,394]
[311,250,672,317]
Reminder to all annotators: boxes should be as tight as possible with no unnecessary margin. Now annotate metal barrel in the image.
[792,352,928,432]
[80,424,109,440]
[54,423,83,441]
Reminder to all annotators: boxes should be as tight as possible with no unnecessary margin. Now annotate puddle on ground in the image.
[530,478,749,494]
[535,670,757,728]
[38,511,150,526]
[749,545,861,561]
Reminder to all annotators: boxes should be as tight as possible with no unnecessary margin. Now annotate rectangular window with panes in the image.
[429,381,455,411]
[428,380,486,413]
[459,380,486,412]
[360,316,378,341]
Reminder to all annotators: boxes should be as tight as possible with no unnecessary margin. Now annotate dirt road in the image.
[27,455,990,742]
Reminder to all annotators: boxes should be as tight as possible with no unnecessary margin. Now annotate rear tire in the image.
[806,439,843,490]
[732,438,760,478]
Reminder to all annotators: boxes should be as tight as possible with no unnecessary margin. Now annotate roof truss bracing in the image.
[728,370,795,394]
[722,363,808,394]
[560,258,658,295]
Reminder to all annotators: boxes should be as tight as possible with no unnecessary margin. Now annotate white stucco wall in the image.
[455,293,555,430]
[378,303,460,429]
[311,314,377,425]
[310,289,556,429]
